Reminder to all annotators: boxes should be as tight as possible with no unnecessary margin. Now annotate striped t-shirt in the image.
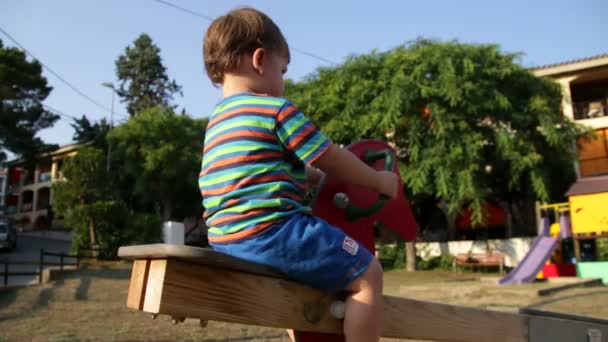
[199,93,331,243]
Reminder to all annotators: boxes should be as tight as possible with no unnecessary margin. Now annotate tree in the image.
[285,39,588,226]
[115,34,182,116]
[52,146,113,251]
[0,39,59,163]
[53,146,162,257]
[108,106,206,221]
[71,115,111,149]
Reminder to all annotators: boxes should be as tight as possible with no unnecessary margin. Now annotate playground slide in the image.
[498,236,559,285]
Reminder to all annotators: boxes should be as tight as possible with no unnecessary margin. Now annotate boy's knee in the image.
[347,258,383,292]
[367,258,383,289]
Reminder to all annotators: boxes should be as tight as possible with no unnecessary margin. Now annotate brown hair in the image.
[203,8,290,85]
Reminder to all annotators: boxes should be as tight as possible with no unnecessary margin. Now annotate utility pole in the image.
[101,82,115,171]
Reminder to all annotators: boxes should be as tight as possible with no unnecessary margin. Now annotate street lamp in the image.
[101,82,116,171]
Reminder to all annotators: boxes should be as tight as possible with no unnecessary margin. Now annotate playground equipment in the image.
[499,216,560,285]
[119,140,608,341]
[501,175,608,285]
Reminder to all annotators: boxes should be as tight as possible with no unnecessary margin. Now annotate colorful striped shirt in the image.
[199,93,331,243]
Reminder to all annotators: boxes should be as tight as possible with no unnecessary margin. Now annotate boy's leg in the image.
[286,329,296,342]
[343,258,383,342]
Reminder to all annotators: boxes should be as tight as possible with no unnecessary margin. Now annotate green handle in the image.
[345,149,394,221]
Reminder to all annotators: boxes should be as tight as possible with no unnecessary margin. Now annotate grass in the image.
[0,261,607,341]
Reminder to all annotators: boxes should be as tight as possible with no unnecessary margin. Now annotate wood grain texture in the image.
[382,296,528,341]
[126,259,149,310]
[118,244,284,278]
[131,258,529,342]
[142,259,167,314]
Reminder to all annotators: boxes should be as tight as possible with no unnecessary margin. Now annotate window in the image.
[578,128,608,177]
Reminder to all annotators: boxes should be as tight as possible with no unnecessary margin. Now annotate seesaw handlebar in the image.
[344,149,394,221]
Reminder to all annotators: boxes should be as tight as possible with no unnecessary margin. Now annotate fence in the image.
[0,248,96,287]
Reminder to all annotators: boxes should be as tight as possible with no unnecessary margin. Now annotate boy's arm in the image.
[312,143,399,199]
[274,101,398,198]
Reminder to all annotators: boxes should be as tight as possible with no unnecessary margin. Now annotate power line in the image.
[155,0,214,21]
[43,104,129,126]
[153,0,337,65]
[42,104,79,121]
[0,26,129,120]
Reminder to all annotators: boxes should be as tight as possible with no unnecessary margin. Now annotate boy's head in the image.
[203,8,290,96]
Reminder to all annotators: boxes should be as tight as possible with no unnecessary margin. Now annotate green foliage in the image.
[416,254,455,271]
[70,202,162,259]
[0,39,59,163]
[124,212,162,246]
[285,39,588,224]
[69,201,128,259]
[71,115,111,150]
[598,238,608,262]
[108,106,206,220]
[52,147,112,217]
[377,242,407,270]
[115,34,182,116]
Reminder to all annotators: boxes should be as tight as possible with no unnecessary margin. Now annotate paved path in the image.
[0,233,72,287]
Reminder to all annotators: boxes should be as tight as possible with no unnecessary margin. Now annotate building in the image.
[531,54,608,177]
[4,144,80,230]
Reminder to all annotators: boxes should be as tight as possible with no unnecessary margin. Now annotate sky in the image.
[1,0,607,149]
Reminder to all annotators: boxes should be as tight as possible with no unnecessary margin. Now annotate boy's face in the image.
[255,50,288,97]
[253,48,289,97]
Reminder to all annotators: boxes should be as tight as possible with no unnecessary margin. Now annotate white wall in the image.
[415,237,536,267]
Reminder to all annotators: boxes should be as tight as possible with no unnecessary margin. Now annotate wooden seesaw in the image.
[119,140,608,342]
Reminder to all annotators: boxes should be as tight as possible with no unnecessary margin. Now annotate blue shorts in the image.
[210,213,373,293]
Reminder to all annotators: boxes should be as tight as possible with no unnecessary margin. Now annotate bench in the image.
[453,252,506,274]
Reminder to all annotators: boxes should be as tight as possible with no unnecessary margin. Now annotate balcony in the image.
[22,203,33,212]
[38,171,52,183]
[573,100,607,120]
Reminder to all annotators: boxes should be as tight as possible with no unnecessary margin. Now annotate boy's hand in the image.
[305,167,325,187]
[376,171,400,199]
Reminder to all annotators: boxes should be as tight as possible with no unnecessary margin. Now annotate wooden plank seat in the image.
[119,244,608,341]
[119,243,532,341]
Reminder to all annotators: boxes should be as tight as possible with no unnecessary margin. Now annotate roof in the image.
[4,143,82,166]
[531,54,608,77]
[566,175,608,197]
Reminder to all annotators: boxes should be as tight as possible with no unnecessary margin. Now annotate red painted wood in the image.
[298,140,418,342]
[541,263,577,278]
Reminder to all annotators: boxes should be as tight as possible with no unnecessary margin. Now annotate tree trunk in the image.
[406,241,416,272]
[89,220,96,245]
[500,201,514,238]
[89,220,99,258]
[162,199,172,221]
[438,200,456,241]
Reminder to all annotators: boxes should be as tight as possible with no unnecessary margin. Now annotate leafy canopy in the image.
[0,39,58,163]
[285,39,587,224]
[115,34,182,117]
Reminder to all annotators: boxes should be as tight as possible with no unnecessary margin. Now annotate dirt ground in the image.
[0,261,606,341]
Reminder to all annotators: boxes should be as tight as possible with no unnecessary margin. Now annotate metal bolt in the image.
[330,300,346,319]
[333,193,349,209]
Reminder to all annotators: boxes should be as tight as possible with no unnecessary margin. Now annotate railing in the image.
[573,100,607,120]
[0,249,97,287]
[38,172,52,183]
[21,203,33,212]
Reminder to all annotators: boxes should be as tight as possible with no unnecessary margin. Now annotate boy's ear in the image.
[252,48,266,75]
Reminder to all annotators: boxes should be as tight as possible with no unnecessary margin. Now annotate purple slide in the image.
[498,235,559,285]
